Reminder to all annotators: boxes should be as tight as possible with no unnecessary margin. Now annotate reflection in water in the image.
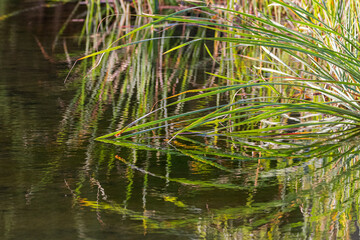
[1,1,360,239]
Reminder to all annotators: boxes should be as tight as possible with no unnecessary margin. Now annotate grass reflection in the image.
[85,127,360,238]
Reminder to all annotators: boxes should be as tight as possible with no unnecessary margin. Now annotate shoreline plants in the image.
[80,0,360,146]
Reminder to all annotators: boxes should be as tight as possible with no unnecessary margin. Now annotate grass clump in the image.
[84,0,360,145]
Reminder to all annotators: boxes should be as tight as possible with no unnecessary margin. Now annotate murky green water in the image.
[2,1,360,239]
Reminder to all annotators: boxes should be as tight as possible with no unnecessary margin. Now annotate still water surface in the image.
[1,1,360,239]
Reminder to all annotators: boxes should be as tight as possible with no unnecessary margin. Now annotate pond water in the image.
[1,1,360,239]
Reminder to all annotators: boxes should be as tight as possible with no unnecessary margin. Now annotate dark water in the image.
[2,1,360,239]
[0,1,92,239]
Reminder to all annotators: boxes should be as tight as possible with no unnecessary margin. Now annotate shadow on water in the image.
[2,1,360,239]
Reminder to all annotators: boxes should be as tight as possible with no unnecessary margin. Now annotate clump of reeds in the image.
[89,0,360,145]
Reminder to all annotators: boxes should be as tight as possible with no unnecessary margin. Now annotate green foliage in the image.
[87,0,360,143]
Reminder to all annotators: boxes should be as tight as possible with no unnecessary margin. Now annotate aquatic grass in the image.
[86,0,360,147]
[96,81,360,142]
